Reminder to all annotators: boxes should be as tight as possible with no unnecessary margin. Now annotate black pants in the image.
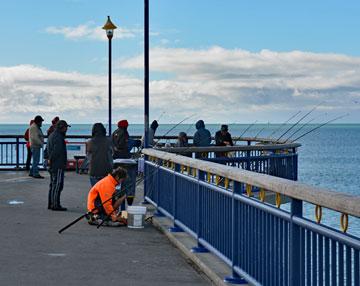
[48,169,64,208]
[25,146,32,170]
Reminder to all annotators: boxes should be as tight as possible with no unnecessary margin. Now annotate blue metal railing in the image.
[143,149,360,286]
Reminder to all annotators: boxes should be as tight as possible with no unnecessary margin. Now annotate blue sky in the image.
[0,0,360,123]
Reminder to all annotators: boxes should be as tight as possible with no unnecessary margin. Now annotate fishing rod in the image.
[232,120,258,144]
[58,189,121,234]
[267,111,301,139]
[276,102,324,142]
[284,113,326,142]
[157,111,166,122]
[254,122,270,139]
[291,114,349,142]
[152,114,196,147]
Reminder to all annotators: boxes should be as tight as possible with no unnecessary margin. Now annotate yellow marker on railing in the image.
[224,178,229,189]
[246,184,252,197]
[275,193,281,208]
[215,175,220,186]
[259,188,266,202]
[171,162,175,170]
[315,205,322,223]
[180,165,184,173]
[207,172,211,183]
[187,166,190,174]
[340,213,349,233]
[192,168,197,177]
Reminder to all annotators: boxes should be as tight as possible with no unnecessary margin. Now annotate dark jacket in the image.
[112,127,130,159]
[193,120,211,147]
[215,131,233,146]
[47,129,67,171]
[87,124,113,177]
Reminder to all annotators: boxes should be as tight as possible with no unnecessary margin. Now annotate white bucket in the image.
[127,206,147,229]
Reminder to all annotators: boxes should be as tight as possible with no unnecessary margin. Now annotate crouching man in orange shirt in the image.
[87,166,128,226]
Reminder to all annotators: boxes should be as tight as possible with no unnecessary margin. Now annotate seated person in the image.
[87,167,128,226]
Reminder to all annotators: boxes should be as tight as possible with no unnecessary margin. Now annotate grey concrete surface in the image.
[0,171,210,286]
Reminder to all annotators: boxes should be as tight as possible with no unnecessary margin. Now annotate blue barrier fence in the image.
[143,149,360,286]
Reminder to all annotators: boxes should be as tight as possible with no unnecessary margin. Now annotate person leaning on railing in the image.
[215,124,233,158]
[193,120,211,158]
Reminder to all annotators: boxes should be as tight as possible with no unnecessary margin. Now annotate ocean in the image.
[1,123,359,235]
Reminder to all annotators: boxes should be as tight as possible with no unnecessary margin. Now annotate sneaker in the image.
[33,175,44,179]
[52,206,67,211]
[104,221,121,227]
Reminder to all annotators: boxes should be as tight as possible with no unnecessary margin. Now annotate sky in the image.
[0,0,360,124]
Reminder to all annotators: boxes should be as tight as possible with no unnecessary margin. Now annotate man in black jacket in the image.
[46,120,70,211]
[215,124,233,158]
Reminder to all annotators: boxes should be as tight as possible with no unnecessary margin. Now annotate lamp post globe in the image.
[102,16,117,135]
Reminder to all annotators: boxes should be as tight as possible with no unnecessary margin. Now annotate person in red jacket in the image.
[24,120,34,170]
[87,166,128,226]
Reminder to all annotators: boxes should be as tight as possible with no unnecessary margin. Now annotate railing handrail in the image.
[0,134,292,144]
[158,143,301,153]
[142,148,360,218]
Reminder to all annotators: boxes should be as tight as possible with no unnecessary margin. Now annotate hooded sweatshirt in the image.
[193,120,211,147]
[87,123,113,177]
[46,127,67,171]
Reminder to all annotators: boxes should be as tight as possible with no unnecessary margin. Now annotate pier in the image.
[1,135,360,285]
[0,171,211,285]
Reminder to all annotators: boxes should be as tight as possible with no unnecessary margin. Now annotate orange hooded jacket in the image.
[87,174,118,220]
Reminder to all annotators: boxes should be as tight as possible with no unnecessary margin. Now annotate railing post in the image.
[169,163,182,232]
[290,198,303,286]
[142,155,150,204]
[224,181,247,284]
[154,159,164,217]
[191,170,209,253]
[15,137,20,170]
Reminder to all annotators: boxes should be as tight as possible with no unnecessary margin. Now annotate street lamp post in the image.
[102,16,117,136]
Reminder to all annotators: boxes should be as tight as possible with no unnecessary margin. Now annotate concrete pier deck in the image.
[0,171,210,286]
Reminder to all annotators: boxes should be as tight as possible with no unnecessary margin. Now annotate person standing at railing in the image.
[24,119,34,171]
[141,120,159,147]
[47,116,60,136]
[193,120,211,158]
[29,115,45,178]
[215,124,233,158]
[87,123,113,187]
[46,120,71,211]
[112,120,130,159]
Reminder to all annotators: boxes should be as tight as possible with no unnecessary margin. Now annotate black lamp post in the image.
[102,16,117,136]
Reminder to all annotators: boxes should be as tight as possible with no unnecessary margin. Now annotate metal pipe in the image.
[144,0,150,148]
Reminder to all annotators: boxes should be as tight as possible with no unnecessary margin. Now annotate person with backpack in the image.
[24,120,34,171]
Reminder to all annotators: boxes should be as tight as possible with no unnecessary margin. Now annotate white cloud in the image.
[1,47,360,123]
[119,47,360,120]
[45,22,138,41]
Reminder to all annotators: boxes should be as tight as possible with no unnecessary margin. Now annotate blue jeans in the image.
[30,147,41,176]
